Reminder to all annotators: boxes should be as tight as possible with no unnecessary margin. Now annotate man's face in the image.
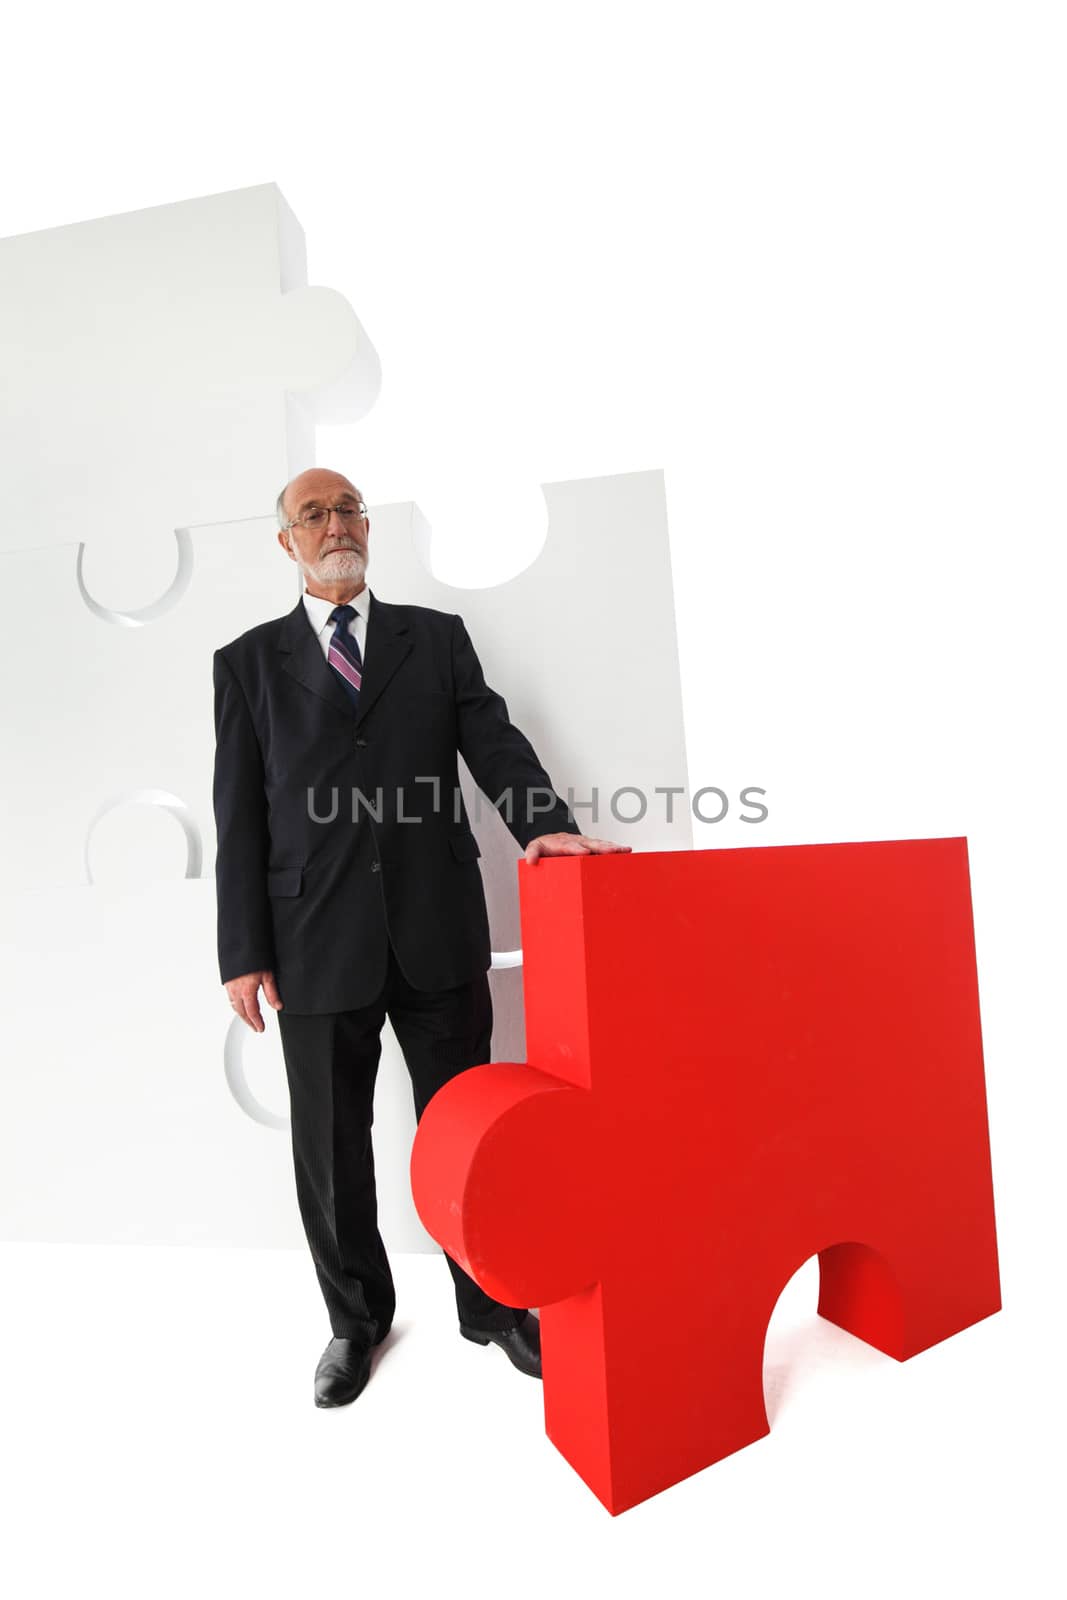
[278,469,370,587]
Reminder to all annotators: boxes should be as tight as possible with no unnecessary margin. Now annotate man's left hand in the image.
[523,832,633,866]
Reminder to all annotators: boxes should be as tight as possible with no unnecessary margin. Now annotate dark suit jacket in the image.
[212,590,579,1013]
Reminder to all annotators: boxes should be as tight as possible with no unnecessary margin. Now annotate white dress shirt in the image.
[301,584,371,666]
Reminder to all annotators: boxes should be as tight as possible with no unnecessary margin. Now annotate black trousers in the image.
[276,941,526,1344]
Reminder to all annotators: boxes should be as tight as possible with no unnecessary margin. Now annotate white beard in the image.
[305,547,367,584]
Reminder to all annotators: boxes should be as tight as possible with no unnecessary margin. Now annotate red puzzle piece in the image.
[410,839,1001,1514]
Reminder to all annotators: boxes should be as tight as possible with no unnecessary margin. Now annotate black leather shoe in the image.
[459,1313,542,1379]
[314,1337,373,1408]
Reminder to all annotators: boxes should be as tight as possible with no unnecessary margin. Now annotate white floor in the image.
[0,1242,1054,1600]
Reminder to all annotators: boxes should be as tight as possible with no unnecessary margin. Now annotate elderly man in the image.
[213,467,629,1408]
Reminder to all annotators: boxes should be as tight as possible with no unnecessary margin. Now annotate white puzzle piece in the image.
[1,184,690,1254]
[0,182,378,573]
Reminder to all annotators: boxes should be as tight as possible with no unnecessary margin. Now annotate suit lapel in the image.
[278,590,412,723]
[278,598,353,718]
[352,593,413,726]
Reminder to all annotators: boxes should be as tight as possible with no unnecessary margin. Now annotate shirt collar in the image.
[302,584,372,638]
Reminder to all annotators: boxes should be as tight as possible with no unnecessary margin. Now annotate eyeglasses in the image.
[284,500,367,532]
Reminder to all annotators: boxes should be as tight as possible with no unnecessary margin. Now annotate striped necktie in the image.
[327,603,363,709]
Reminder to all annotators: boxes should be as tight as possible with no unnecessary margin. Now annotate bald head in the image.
[277,468,363,529]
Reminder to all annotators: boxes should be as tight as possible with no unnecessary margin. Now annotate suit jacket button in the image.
[371,861,380,872]
[355,735,367,748]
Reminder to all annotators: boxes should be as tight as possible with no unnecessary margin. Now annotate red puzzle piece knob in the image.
[411,1063,597,1308]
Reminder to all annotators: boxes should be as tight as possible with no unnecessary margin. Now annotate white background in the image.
[1,2,1063,1595]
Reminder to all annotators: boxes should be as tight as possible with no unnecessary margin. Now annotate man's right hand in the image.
[225,970,283,1033]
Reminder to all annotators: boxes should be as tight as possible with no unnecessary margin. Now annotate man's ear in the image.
[277,529,295,559]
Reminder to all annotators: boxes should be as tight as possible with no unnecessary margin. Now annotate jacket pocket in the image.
[267,866,304,897]
[448,833,482,862]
